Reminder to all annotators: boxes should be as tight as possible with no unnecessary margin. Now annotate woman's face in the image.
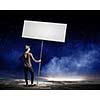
[28,48,30,52]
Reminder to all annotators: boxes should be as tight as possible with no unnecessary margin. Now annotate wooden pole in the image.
[37,41,44,86]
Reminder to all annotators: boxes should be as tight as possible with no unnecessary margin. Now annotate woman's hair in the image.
[25,48,28,52]
[24,45,30,52]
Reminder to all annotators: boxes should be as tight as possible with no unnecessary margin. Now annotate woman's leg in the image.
[29,67,34,84]
[24,67,28,86]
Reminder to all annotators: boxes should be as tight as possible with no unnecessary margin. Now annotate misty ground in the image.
[0,78,100,90]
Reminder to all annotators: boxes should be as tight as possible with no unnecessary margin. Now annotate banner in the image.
[22,20,67,42]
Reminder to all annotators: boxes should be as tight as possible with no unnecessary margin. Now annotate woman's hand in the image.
[38,59,41,63]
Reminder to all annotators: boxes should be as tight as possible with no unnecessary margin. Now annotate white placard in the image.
[22,20,67,42]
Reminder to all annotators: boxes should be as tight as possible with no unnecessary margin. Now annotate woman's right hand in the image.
[38,59,41,63]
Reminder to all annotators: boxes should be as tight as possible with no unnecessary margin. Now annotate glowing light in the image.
[42,77,85,81]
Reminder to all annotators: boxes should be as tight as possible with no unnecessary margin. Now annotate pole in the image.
[37,41,44,86]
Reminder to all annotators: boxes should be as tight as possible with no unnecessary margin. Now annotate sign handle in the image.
[37,41,44,86]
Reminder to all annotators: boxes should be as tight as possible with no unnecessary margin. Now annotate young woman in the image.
[20,45,41,86]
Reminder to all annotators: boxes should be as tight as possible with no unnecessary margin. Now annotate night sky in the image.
[0,11,100,79]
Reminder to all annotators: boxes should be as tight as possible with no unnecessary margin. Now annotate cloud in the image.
[41,48,99,77]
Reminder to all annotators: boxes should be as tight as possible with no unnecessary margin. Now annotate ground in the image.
[0,78,100,90]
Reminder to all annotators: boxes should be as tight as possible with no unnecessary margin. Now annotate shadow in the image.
[23,84,37,87]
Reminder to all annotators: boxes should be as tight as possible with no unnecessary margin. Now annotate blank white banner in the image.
[22,20,67,42]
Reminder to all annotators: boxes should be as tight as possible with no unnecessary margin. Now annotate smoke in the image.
[42,48,99,77]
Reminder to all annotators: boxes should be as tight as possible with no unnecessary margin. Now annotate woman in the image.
[20,45,41,86]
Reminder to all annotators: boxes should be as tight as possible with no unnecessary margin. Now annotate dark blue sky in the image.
[0,11,100,79]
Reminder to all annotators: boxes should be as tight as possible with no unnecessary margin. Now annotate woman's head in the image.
[25,45,30,52]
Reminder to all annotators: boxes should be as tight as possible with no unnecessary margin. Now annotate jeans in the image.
[24,67,34,85]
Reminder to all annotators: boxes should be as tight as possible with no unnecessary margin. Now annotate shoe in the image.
[31,82,33,85]
[26,84,28,87]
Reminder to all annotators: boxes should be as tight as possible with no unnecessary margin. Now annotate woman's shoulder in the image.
[28,52,32,56]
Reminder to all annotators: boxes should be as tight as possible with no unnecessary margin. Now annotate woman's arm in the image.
[30,53,41,63]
